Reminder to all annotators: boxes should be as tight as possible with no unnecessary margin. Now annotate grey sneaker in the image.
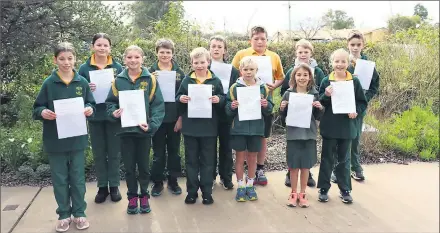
[339,190,353,204]
[351,171,365,181]
[318,188,329,202]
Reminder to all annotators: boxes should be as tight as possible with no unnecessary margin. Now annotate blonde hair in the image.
[289,63,315,91]
[330,48,349,63]
[239,56,258,70]
[54,42,76,57]
[190,47,211,61]
[347,30,365,43]
[123,45,144,57]
[295,39,314,53]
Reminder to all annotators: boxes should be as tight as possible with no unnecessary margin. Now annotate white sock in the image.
[238,179,245,188]
[247,178,254,187]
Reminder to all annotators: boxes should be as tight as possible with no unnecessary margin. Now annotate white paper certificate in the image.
[188,84,212,118]
[89,69,114,104]
[237,86,261,121]
[286,93,314,128]
[53,97,87,139]
[210,61,233,94]
[354,59,375,90]
[252,56,273,85]
[331,80,356,114]
[119,90,147,128]
[156,71,176,102]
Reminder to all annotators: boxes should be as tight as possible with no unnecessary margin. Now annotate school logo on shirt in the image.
[76,86,83,96]
[139,81,148,90]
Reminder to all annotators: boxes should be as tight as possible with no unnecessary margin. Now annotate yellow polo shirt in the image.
[231,47,285,82]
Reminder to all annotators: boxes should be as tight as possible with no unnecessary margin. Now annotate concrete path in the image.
[2,162,439,233]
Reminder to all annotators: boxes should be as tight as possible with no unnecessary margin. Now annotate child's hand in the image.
[41,109,56,120]
[325,86,333,97]
[280,100,288,111]
[312,101,323,110]
[260,98,268,108]
[112,109,123,118]
[231,100,239,109]
[266,83,276,90]
[348,113,358,119]
[209,95,219,103]
[89,83,96,92]
[139,123,149,132]
[180,95,190,103]
[152,71,159,77]
[174,117,182,132]
[84,107,93,116]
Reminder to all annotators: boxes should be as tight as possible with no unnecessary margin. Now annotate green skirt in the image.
[286,140,317,169]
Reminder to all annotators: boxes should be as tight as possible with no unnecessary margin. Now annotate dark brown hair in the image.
[92,33,112,46]
[155,38,175,53]
[289,63,315,91]
[54,42,76,57]
[209,35,228,61]
[249,25,268,39]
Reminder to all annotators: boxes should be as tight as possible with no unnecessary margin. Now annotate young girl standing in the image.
[279,63,324,208]
[208,35,239,190]
[78,33,124,203]
[33,42,95,232]
[106,45,165,214]
[317,49,367,204]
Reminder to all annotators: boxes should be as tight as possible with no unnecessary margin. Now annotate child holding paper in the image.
[279,63,324,208]
[226,56,273,202]
[78,33,124,204]
[149,38,185,197]
[317,49,367,204]
[33,42,95,232]
[106,45,165,214]
[176,47,225,205]
[208,35,239,190]
[280,39,325,188]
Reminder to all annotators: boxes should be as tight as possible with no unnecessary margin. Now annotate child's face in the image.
[295,67,310,89]
[347,38,364,56]
[240,63,258,80]
[92,38,111,58]
[191,56,209,73]
[332,53,348,73]
[54,51,75,73]
[209,40,225,61]
[296,46,312,63]
[157,47,173,64]
[124,50,143,71]
[250,32,267,52]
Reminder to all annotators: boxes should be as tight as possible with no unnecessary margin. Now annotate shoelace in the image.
[257,169,265,177]
[129,197,138,206]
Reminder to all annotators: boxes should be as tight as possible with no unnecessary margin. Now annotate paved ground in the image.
[2,162,439,233]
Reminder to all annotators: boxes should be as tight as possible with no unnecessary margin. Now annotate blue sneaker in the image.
[246,186,258,201]
[235,187,247,202]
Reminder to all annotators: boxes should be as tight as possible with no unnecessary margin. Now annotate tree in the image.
[295,17,326,40]
[128,1,171,33]
[414,3,428,21]
[322,9,355,30]
[388,14,421,33]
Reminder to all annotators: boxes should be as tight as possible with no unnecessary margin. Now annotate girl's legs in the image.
[120,137,139,214]
[287,168,299,207]
[298,168,310,208]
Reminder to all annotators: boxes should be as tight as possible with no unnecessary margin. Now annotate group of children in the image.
[32,26,379,232]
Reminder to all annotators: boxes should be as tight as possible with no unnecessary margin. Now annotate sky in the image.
[105,1,439,35]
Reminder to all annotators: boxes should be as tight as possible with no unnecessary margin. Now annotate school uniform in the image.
[148,61,185,184]
[175,70,225,197]
[78,55,123,189]
[32,69,96,220]
[105,67,165,199]
[280,88,324,169]
[232,47,284,138]
[347,55,380,175]
[317,72,367,192]
[209,64,240,184]
[225,78,273,152]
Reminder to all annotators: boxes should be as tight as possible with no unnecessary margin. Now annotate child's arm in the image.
[105,80,120,121]
[365,68,379,102]
[225,85,238,118]
[262,90,274,116]
[32,80,50,121]
[354,78,368,114]
[312,94,325,121]
[230,67,240,87]
[279,91,289,117]
[148,77,165,135]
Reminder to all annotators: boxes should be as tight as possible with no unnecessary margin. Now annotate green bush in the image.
[378,105,439,160]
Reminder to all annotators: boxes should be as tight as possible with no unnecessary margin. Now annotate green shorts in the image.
[230,135,262,152]
[264,114,273,138]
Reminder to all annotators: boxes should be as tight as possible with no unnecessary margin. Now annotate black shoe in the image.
[307,172,316,187]
[219,178,234,190]
[109,187,122,202]
[331,172,338,183]
[284,174,291,187]
[202,194,214,205]
[94,187,109,203]
[351,171,365,181]
[168,180,182,195]
[318,188,329,202]
[184,193,198,204]
[339,190,353,204]
[151,182,164,197]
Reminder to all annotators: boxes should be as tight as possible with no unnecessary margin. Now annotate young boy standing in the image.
[231,25,285,185]
[176,47,225,205]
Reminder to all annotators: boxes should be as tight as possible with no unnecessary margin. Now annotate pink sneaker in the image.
[298,193,310,208]
[287,192,298,207]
